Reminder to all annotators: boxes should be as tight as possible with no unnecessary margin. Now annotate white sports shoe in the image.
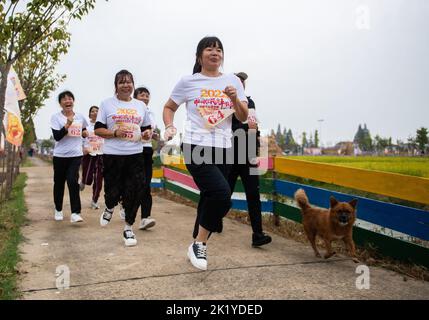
[91,201,100,210]
[187,241,207,271]
[70,213,83,223]
[139,218,156,230]
[119,205,126,220]
[54,210,63,221]
[100,208,113,227]
[123,230,137,247]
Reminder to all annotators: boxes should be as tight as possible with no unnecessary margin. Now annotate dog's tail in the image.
[294,188,311,212]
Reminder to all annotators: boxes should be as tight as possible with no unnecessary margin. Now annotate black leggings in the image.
[53,156,82,213]
[228,163,262,234]
[103,153,145,226]
[141,147,153,218]
[183,144,232,238]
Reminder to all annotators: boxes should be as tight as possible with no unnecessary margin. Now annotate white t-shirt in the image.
[170,73,247,148]
[84,121,104,155]
[96,96,151,155]
[142,106,156,148]
[50,112,88,158]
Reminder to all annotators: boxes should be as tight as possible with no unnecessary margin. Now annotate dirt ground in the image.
[17,157,429,299]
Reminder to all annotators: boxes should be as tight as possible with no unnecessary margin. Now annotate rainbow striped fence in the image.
[150,155,429,268]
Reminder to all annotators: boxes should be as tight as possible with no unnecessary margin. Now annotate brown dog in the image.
[294,189,359,263]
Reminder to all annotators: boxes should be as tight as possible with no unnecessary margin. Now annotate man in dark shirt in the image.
[229,72,272,247]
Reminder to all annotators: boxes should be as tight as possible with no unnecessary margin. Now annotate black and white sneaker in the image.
[123,230,137,247]
[187,241,207,270]
[100,208,113,227]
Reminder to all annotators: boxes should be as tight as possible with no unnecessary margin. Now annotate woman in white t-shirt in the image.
[80,105,104,210]
[163,36,248,271]
[95,70,152,247]
[50,90,89,223]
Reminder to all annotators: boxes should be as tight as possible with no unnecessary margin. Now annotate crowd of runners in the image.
[50,36,272,271]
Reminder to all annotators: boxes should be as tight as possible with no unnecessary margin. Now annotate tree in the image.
[416,127,428,153]
[373,135,389,154]
[308,132,314,148]
[354,124,372,151]
[0,0,97,136]
[314,130,319,148]
[275,123,282,144]
[301,132,308,148]
[41,138,54,149]
[353,124,363,144]
[15,28,70,145]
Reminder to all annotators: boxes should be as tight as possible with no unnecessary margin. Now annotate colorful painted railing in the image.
[150,155,429,267]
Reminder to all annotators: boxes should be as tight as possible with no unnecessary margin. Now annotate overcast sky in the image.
[33,0,429,146]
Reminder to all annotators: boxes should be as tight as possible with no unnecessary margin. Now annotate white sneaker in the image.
[119,205,125,220]
[139,218,156,230]
[91,201,100,210]
[100,208,113,227]
[54,210,63,221]
[123,230,137,247]
[187,241,207,270]
[70,213,83,223]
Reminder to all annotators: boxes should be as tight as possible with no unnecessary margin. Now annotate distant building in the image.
[322,141,354,156]
[303,147,322,155]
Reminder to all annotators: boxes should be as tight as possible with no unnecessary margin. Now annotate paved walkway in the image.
[18,157,429,299]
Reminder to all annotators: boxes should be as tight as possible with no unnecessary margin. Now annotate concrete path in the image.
[18,157,429,299]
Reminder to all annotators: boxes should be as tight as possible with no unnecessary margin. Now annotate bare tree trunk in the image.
[5,142,12,197]
[0,62,13,139]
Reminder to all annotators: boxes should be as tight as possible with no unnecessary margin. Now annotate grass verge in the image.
[0,174,27,300]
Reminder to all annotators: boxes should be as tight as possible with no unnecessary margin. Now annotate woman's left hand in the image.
[223,86,238,102]
[142,129,153,141]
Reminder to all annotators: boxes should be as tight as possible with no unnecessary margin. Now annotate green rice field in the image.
[287,156,429,178]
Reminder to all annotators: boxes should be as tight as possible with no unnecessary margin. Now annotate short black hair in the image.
[88,105,99,116]
[58,90,75,103]
[193,36,224,74]
[134,87,150,99]
[114,70,134,93]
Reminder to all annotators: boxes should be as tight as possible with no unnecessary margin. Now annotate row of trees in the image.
[354,124,429,154]
[270,123,428,155]
[270,124,320,154]
[1,0,98,146]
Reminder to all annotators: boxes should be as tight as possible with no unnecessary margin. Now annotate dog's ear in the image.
[349,199,358,209]
[330,196,338,208]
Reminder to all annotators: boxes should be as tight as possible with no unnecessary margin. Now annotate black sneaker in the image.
[252,232,272,247]
[100,208,113,227]
[123,230,137,247]
[187,241,207,270]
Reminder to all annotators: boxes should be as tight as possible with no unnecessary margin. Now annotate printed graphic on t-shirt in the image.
[247,109,259,124]
[87,132,104,155]
[68,120,83,137]
[195,89,235,128]
[112,108,142,142]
